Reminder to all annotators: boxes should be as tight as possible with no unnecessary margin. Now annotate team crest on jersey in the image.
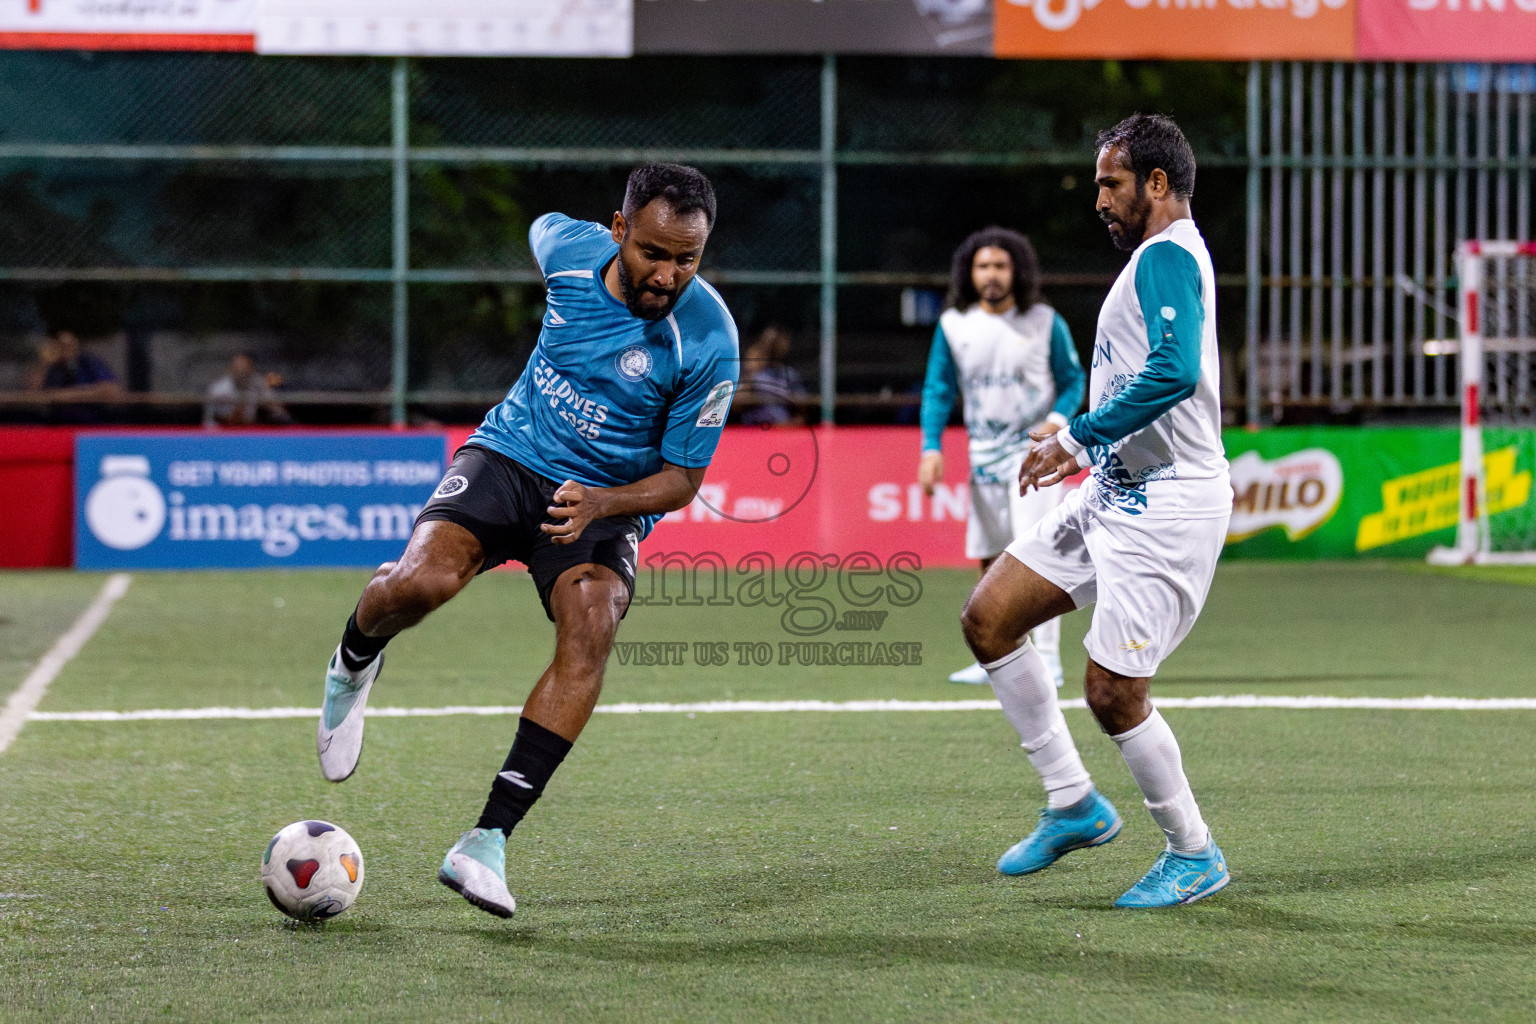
[433,474,469,499]
[695,381,734,427]
[616,346,653,382]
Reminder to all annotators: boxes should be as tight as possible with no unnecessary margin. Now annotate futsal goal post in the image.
[1427,240,1536,566]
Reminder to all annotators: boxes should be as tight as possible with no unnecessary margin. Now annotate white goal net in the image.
[1428,241,1536,565]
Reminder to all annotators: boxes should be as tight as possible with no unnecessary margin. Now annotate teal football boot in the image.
[997,790,1122,876]
[438,828,517,919]
[1114,839,1230,908]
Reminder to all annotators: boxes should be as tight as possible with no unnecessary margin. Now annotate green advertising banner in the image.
[1220,427,1536,559]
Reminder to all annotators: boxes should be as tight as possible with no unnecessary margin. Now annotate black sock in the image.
[476,717,574,836]
[339,610,395,672]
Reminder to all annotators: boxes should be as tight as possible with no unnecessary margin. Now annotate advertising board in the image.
[75,433,444,569]
[1222,427,1536,559]
[993,0,1356,59]
[0,0,255,50]
[634,0,993,55]
[1355,0,1536,61]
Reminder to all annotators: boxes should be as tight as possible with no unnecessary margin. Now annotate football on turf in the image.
[261,820,364,922]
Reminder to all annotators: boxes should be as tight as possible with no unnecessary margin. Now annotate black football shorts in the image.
[415,444,641,621]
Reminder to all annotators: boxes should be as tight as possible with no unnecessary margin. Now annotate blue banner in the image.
[76,433,446,569]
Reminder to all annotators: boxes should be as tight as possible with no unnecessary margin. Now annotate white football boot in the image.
[438,828,517,918]
[948,661,990,685]
[317,644,382,782]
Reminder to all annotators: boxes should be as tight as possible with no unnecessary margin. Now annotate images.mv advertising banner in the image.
[75,433,444,569]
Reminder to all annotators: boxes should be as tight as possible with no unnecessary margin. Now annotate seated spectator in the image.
[205,352,293,428]
[738,324,807,426]
[25,327,122,423]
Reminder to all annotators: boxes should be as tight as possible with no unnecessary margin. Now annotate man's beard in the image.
[617,256,679,321]
[977,281,1012,306]
[1102,187,1153,252]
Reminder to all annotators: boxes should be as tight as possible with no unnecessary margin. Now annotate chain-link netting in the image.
[0,52,1255,425]
[1464,255,1536,556]
[409,163,818,272]
[838,59,1249,156]
[0,53,391,146]
[1482,253,1536,425]
[411,58,820,151]
[0,52,833,422]
[0,163,393,268]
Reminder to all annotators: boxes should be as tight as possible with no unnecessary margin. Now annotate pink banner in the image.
[649,425,975,569]
[1357,0,1536,60]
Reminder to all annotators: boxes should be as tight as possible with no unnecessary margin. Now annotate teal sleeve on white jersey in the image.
[1068,241,1203,448]
[919,323,959,453]
[1047,312,1086,422]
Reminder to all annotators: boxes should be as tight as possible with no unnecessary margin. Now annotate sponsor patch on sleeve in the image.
[695,381,734,427]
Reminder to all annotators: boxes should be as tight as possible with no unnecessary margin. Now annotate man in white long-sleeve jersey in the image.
[918,227,1085,687]
[959,113,1232,908]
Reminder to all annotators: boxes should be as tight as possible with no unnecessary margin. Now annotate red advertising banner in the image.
[0,0,256,51]
[647,425,977,569]
[1356,0,1536,60]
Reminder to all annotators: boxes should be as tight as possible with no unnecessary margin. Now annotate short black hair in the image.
[946,226,1042,312]
[622,163,717,229]
[1096,113,1196,200]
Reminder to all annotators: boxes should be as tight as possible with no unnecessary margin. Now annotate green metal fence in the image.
[1245,62,1536,425]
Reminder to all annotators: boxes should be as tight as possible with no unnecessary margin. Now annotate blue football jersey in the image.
[470,213,740,535]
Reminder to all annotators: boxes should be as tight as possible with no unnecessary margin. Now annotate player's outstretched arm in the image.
[541,462,707,545]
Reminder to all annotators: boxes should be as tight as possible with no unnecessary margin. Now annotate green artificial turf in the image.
[2,564,1535,1022]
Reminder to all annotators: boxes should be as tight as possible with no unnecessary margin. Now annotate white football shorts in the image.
[1003,482,1229,678]
[968,461,1065,561]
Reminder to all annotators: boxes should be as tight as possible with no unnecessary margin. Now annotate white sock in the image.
[1030,617,1063,681]
[1110,708,1210,854]
[984,642,1093,809]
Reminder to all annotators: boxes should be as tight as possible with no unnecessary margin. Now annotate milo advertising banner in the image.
[1221,427,1536,559]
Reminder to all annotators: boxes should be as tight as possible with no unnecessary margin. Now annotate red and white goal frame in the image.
[1427,240,1536,566]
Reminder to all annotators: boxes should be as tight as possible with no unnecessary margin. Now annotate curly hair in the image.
[945,226,1042,312]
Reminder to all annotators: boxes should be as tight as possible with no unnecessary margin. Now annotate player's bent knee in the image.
[382,565,464,617]
[959,596,1009,662]
[1083,665,1150,733]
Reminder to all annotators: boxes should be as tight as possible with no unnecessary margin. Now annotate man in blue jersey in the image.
[959,115,1232,908]
[315,164,739,919]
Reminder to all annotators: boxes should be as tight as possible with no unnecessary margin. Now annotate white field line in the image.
[25,694,1536,724]
[0,573,132,753]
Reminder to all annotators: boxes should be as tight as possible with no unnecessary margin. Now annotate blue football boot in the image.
[1114,839,1230,908]
[997,790,1122,876]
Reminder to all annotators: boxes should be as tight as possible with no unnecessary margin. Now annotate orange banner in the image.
[995,0,1356,59]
